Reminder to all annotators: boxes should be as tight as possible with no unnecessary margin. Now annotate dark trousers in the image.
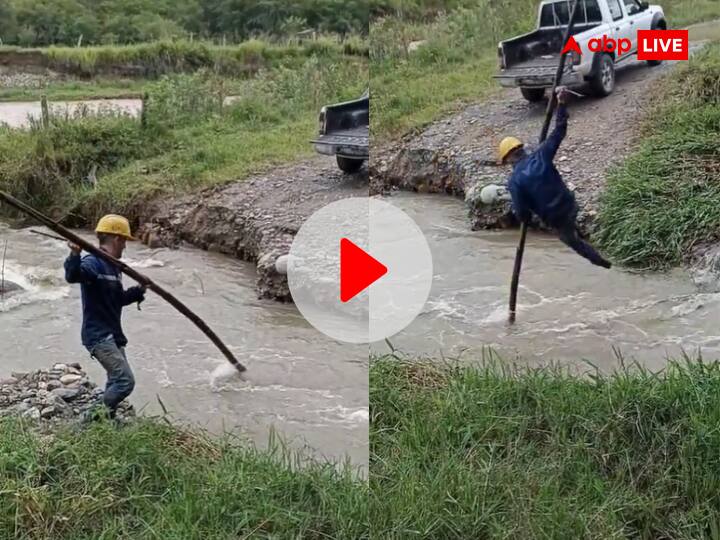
[88,337,136,415]
[554,213,612,269]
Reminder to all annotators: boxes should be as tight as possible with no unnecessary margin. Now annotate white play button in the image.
[287,197,433,344]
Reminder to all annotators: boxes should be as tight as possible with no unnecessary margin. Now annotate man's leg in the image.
[556,220,612,269]
[90,339,136,416]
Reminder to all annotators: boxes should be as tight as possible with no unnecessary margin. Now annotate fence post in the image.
[140,92,148,129]
[40,95,49,128]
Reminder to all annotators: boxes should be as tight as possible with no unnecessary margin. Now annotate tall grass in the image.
[0,417,369,539]
[371,353,720,539]
[36,37,368,78]
[595,43,720,269]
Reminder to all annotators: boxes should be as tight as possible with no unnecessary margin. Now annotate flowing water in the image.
[3,192,718,468]
[0,222,368,468]
[372,194,720,371]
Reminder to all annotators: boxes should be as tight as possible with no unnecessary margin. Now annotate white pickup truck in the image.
[494,0,667,102]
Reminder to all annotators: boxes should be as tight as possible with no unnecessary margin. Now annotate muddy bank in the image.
[370,51,700,234]
[0,363,135,424]
[139,158,367,300]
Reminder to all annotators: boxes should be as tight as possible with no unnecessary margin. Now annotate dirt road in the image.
[370,46,705,232]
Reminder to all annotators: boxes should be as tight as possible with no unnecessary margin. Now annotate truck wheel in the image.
[337,156,364,173]
[520,88,545,102]
[590,54,615,97]
[647,21,666,66]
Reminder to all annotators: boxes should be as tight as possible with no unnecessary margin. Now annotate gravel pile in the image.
[0,363,134,423]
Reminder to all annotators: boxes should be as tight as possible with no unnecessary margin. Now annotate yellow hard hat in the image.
[498,136,524,163]
[95,214,134,240]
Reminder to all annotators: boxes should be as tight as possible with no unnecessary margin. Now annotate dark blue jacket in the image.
[507,105,577,228]
[64,253,145,349]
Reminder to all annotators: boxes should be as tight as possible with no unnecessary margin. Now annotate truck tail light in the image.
[497,45,505,69]
[318,107,327,134]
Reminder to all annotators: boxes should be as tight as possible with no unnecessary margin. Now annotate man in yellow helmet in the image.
[499,88,611,269]
[64,214,146,420]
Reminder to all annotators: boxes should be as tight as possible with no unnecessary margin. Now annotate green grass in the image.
[665,0,720,28]
[370,353,720,539]
[370,1,720,140]
[0,417,368,539]
[32,38,368,79]
[0,79,147,102]
[595,42,720,269]
[0,55,368,226]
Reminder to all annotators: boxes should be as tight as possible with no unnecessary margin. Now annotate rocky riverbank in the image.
[0,363,134,423]
[139,157,367,301]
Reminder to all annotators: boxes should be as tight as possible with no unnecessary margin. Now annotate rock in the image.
[46,380,62,391]
[53,363,68,371]
[11,372,29,381]
[0,280,24,296]
[22,407,40,420]
[0,377,18,385]
[60,374,82,385]
[66,367,82,375]
[51,387,81,401]
[40,406,56,419]
[69,362,82,371]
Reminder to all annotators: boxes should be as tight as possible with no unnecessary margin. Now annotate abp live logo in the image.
[637,30,688,61]
[562,30,688,61]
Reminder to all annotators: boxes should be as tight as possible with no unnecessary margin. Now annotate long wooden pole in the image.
[1,191,246,373]
[508,0,580,325]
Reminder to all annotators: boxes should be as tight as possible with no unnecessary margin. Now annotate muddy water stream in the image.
[373,194,720,371]
[0,222,368,468]
[0,96,244,129]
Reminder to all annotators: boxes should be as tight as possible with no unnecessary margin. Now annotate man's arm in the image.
[64,248,99,284]
[122,285,146,307]
[539,88,570,161]
[539,104,568,161]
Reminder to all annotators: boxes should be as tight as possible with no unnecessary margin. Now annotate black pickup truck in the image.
[311,89,369,173]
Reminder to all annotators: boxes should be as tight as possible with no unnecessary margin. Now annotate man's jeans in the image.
[88,337,135,414]
[555,217,612,268]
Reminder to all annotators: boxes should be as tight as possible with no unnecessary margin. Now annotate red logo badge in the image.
[637,30,689,61]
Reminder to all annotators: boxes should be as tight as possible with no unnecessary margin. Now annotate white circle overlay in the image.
[287,197,433,344]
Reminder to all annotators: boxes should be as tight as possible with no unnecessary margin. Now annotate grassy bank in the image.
[0,37,368,80]
[370,354,720,539]
[0,53,367,226]
[0,417,368,539]
[595,42,720,269]
[370,1,720,139]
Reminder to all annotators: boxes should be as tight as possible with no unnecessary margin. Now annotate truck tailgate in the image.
[494,58,580,87]
[311,126,369,158]
[311,126,368,147]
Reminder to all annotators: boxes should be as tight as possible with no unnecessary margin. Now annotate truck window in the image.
[608,0,624,20]
[623,0,642,15]
[540,0,602,26]
[585,0,602,22]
